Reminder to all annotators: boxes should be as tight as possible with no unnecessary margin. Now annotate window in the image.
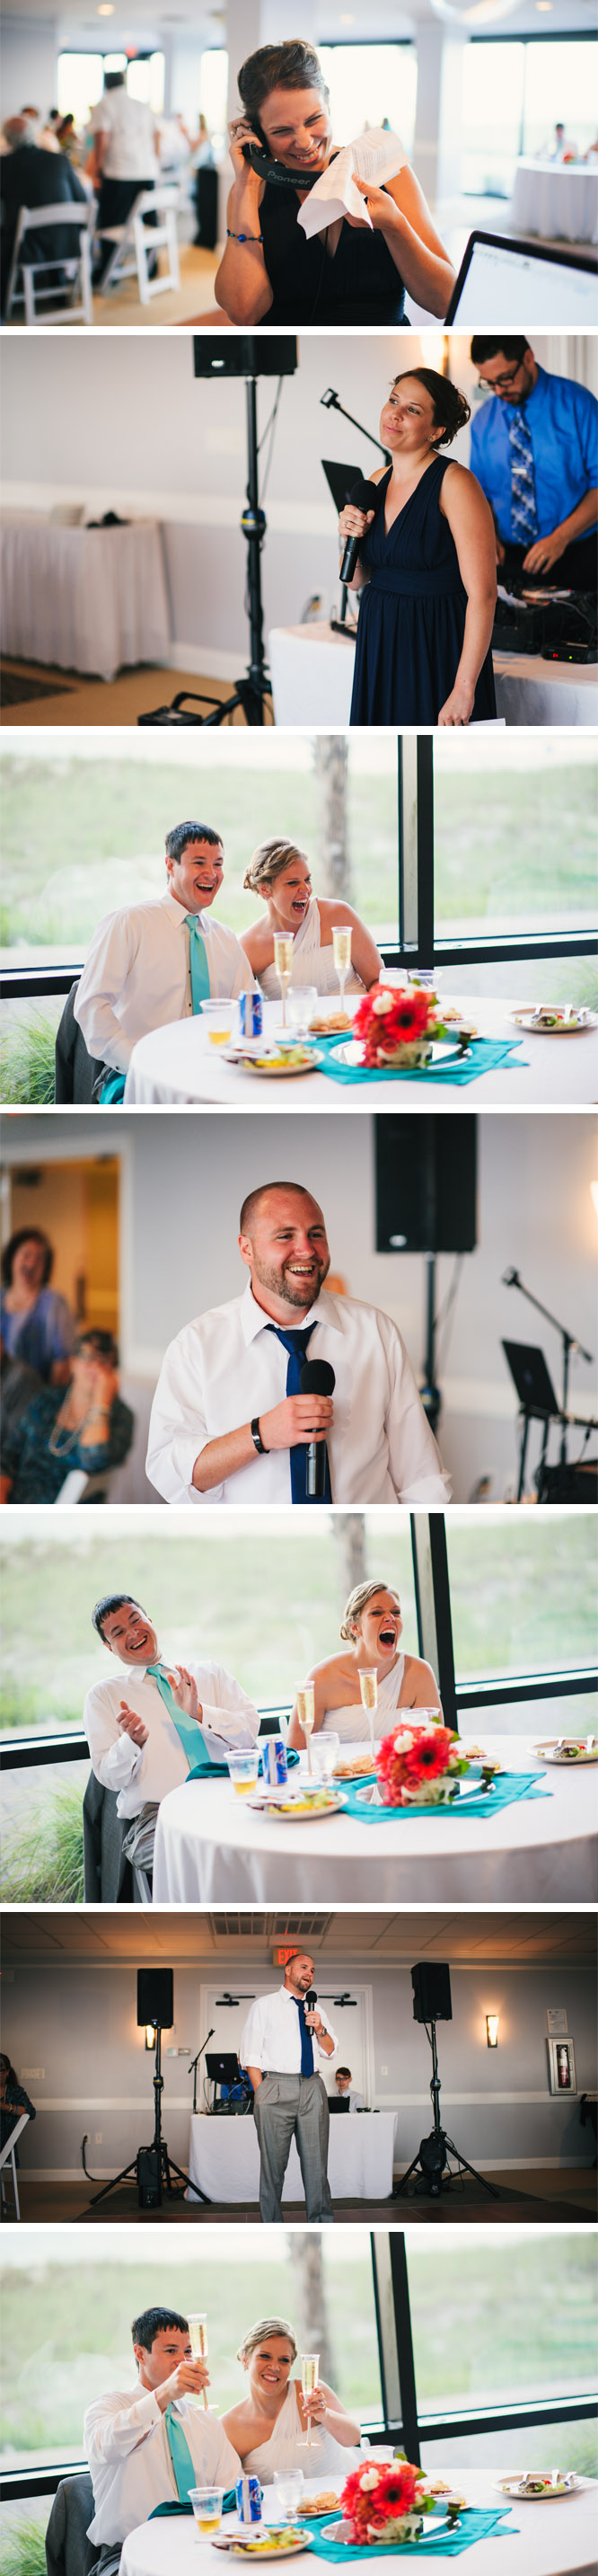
[200,49,229,143]
[320,45,418,164]
[127,55,164,115]
[400,738,598,1005]
[446,1511,597,1683]
[57,55,104,125]
[409,2232,598,2475]
[461,36,598,196]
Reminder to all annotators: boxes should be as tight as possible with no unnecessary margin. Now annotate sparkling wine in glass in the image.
[188,2312,209,2409]
[273,932,295,1030]
[359,1667,378,1760]
[299,2351,321,2448]
[332,924,352,1018]
[296,1683,315,1777]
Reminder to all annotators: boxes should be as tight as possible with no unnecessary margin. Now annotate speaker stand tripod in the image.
[86,2023,209,2211]
[392,2020,498,2202]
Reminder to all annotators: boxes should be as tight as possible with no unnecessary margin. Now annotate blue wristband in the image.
[227,227,264,243]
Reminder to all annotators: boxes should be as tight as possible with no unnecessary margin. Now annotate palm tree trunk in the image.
[313,736,352,900]
[286,2234,337,2386]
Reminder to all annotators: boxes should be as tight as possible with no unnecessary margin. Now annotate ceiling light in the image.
[98,6,115,15]
[486,2014,499,2048]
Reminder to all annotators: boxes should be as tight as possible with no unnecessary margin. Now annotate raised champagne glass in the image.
[273,932,295,1030]
[296,1682,315,1778]
[298,2351,321,2448]
[188,2312,209,2409]
[359,1667,377,1761]
[332,924,352,1019]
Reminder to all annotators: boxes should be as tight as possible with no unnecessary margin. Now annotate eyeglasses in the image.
[478,367,523,392]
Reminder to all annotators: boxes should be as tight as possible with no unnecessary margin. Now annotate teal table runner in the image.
[308,2506,517,2561]
[312,1037,526,1091]
[339,1773,549,1824]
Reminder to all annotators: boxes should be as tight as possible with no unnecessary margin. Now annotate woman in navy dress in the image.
[215,40,454,327]
[339,370,497,728]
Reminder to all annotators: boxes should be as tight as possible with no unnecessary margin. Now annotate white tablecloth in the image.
[268,624,598,730]
[120,2473,598,2576]
[188,2109,395,2203]
[0,512,170,679]
[124,994,597,1108]
[152,1738,597,1908]
[511,158,598,243]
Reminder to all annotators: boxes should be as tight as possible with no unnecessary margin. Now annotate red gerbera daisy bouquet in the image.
[351,983,450,1072]
[374,1722,499,1808]
[338,2459,453,2546]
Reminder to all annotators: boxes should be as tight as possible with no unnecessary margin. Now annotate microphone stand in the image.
[504,1270,594,1469]
[321,388,391,635]
[184,2032,214,2202]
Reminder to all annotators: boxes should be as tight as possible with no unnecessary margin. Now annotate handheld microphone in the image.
[300,1358,335,1500]
[304,1987,318,2013]
[339,474,379,585]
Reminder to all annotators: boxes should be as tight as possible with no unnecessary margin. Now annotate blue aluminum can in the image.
[263,1735,288,1788]
[238,990,263,1039]
[236,2476,263,2526]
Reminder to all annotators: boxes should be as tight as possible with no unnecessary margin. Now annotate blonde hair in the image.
[236,2317,297,2366]
[242,838,310,897]
[340,1580,400,1642]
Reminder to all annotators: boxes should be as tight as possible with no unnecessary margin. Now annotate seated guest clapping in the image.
[146,1182,451,1508]
[84,1591,259,1880]
[0,1330,133,1507]
[222,2319,360,2476]
[288,1580,441,1749]
[74,821,256,1102]
[84,2305,239,2576]
[239,839,382,1005]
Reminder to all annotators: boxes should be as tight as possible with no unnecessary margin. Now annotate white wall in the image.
[4,1950,596,2182]
[5,1111,596,1504]
[3,334,596,671]
[2,14,59,118]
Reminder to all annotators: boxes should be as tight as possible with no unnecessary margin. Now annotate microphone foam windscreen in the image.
[300,1359,336,1396]
[304,1989,317,2006]
[347,474,379,512]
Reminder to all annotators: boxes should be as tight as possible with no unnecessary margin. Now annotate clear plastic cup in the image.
[199,998,234,1045]
[311,1732,340,1782]
[227,1749,259,1797]
[189,2486,224,2535]
[286,987,318,1041]
[273,2470,305,2524]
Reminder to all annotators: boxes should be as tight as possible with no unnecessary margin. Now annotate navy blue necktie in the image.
[266,1323,332,1506]
[292,1995,314,2077]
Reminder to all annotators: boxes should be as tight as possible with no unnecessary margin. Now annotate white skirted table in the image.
[0,511,170,680]
[187,2108,395,2204]
[268,622,598,729]
[511,158,598,243]
[123,995,597,1107]
[120,2473,598,2576]
[152,1739,598,1908]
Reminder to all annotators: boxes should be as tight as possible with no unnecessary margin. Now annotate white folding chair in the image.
[97,183,180,304]
[0,2112,30,2220]
[4,200,94,324]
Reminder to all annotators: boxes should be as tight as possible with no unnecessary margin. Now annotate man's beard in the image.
[251,1255,329,1309]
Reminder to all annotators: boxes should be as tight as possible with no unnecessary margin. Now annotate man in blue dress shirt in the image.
[470,338,597,589]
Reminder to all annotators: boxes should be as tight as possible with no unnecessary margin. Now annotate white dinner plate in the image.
[533,1739,597,1764]
[494,2476,580,2501]
[212,2532,312,2557]
[248,1791,344,1821]
[511,1009,596,1036]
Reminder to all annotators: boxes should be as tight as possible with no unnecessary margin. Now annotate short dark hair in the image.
[104,71,125,91]
[240,1182,314,1235]
[1,1227,53,1289]
[337,2067,352,2080]
[470,337,530,366]
[391,369,470,446]
[132,2306,189,2351]
[92,1592,143,1639]
[75,1327,119,1366]
[238,40,329,127]
[165,822,224,865]
[0,2054,19,2085]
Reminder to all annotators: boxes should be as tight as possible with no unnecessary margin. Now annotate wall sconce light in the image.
[145,2023,157,2051]
[486,2014,499,2049]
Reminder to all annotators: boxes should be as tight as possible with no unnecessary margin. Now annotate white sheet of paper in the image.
[297,126,406,240]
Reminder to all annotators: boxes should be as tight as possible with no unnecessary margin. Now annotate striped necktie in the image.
[265,1324,332,1505]
[506,406,539,544]
[184,915,211,1012]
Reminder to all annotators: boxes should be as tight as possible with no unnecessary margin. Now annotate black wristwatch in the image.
[251,1416,269,1456]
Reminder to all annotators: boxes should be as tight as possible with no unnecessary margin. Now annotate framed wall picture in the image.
[546,2007,568,2037]
[548,2038,576,2096]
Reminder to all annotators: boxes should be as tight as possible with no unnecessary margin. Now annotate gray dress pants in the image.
[253,2072,335,2223]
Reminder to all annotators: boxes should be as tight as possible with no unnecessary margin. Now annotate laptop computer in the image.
[445,230,598,329]
[501,1341,561,1420]
[329,2095,351,2114]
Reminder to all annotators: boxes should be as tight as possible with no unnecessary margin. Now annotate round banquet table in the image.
[187,2107,395,2204]
[151,1738,598,1907]
[511,157,598,243]
[268,623,598,730]
[119,2472,598,2576]
[123,996,597,1108]
[0,511,170,680]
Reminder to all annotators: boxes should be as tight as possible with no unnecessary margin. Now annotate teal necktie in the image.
[146,1660,214,1775]
[184,914,211,1013]
[164,2403,198,2501]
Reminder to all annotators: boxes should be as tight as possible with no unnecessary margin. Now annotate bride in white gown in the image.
[287,1580,443,1749]
[239,839,382,1003]
[221,2317,361,2479]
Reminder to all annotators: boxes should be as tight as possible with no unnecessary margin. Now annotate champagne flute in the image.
[359,1668,377,1761]
[299,2351,320,2448]
[273,932,295,1030]
[332,925,352,1018]
[296,1683,315,1778]
[188,2312,209,2409]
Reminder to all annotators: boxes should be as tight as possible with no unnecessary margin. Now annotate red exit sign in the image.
[274,1946,299,1966]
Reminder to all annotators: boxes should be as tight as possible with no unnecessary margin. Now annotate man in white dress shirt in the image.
[85,2302,239,2574]
[241,1953,337,2226]
[87,70,159,278]
[334,2067,365,2112]
[84,1591,258,1881]
[146,1182,451,1509]
[74,820,254,1101]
